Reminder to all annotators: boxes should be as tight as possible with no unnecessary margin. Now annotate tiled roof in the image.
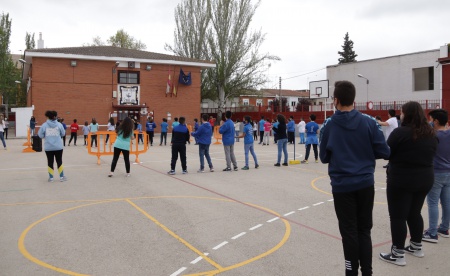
[26,46,215,65]
[261,89,309,97]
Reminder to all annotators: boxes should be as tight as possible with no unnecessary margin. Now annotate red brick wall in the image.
[28,57,202,133]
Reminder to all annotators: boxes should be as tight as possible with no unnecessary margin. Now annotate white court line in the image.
[267,217,280,223]
[284,211,295,217]
[249,224,263,231]
[190,253,209,265]
[298,206,310,210]
[232,232,247,240]
[170,267,187,276]
[313,202,324,206]
[381,188,386,190]
[213,241,228,250]
[327,199,334,202]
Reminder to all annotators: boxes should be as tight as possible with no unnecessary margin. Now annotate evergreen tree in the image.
[338,32,357,64]
[25,32,35,50]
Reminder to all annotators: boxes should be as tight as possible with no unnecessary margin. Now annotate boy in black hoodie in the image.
[168,117,190,175]
[320,81,390,276]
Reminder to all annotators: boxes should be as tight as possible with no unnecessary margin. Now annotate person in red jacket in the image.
[68,119,79,146]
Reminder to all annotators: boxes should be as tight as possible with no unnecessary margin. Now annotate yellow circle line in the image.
[185,202,291,276]
[18,200,118,276]
[311,176,386,205]
[18,196,290,275]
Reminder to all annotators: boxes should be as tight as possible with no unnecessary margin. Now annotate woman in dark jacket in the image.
[380,101,437,266]
[272,114,288,166]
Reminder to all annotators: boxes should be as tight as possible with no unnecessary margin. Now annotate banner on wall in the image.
[119,86,140,105]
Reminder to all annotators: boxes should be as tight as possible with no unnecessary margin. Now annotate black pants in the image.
[62,135,66,146]
[45,150,64,178]
[105,131,113,144]
[333,186,374,276]
[160,132,167,145]
[147,131,154,145]
[259,130,264,143]
[171,143,187,170]
[110,147,130,173]
[68,133,77,145]
[274,133,278,143]
[387,182,432,249]
[253,130,257,140]
[288,131,295,143]
[84,135,88,145]
[91,134,97,147]
[305,144,318,160]
[4,128,7,139]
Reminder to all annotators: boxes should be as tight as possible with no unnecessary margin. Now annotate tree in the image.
[296,98,312,111]
[338,32,357,64]
[0,12,18,115]
[166,0,279,119]
[25,32,35,50]
[84,30,146,50]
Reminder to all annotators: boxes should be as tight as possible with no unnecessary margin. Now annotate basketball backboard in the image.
[309,80,330,99]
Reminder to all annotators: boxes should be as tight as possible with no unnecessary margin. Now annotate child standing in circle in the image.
[109,117,134,177]
[38,110,67,182]
[236,116,259,170]
[89,118,99,147]
[82,121,89,146]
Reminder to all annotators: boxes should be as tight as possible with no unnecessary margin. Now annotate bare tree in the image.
[166,0,279,119]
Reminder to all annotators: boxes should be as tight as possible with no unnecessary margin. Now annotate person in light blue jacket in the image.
[219,111,238,171]
[38,110,67,182]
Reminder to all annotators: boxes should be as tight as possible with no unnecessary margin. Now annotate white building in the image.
[326,48,443,110]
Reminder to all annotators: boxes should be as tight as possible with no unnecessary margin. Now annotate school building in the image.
[19,46,215,132]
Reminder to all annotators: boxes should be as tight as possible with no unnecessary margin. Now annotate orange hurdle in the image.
[213,126,222,144]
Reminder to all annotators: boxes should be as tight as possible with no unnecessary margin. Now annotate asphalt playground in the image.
[0,136,448,276]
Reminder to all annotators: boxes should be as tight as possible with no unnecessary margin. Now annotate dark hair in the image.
[116,117,134,138]
[244,115,251,123]
[109,117,115,125]
[334,81,355,106]
[163,118,167,122]
[401,101,435,140]
[91,118,97,124]
[179,117,186,124]
[277,114,286,124]
[174,117,178,122]
[194,118,198,122]
[45,110,57,120]
[429,109,448,126]
[73,119,77,123]
[290,116,294,119]
[310,114,316,121]
[375,116,381,121]
[202,114,208,121]
[388,109,396,118]
[261,115,264,119]
[225,111,232,119]
[84,121,88,126]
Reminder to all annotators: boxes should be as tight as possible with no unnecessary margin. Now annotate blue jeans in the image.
[300,133,305,144]
[0,131,5,148]
[427,172,450,235]
[277,138,288,164]
[244,143,258,166]
[199,143,213,170]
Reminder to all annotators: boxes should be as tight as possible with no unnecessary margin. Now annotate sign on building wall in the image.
[118,86,140,105]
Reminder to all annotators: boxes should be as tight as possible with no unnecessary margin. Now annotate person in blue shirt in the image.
[301,114,320,164]
[287,116,296,144]
[320,81,390,275]
[160,118,168,146]
[236,116,259,170]
[191,114,214,172]
[109,117,134,177]
[168,117,190,175]
[258,116,265,144]
[146,118,156,146]
[219,111,238,171]
[272,118,279,144]
[193,118,199,145]
[136,121,143,144]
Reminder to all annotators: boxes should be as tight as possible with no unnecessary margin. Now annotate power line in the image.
[282,68,326,81]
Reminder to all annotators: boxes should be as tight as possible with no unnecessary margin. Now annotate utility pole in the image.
[279,77,282,112]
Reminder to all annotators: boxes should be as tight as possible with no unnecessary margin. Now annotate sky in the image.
[3,0,450,90]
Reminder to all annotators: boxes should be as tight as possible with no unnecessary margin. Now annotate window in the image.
[413,67,434,91]
[243,99,249,106]
[119,71,140,84]
[291,101,296,107]
[256,99,263,106]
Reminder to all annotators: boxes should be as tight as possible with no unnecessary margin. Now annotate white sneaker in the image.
[60,176,67,182]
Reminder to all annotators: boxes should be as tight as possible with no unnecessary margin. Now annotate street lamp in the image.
[112,61,120,98]
[357,74,369,104]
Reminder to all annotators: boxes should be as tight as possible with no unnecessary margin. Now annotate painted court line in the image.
[190,252,209,265]
[284,211,295,217]
[213,241,228,250]
[170,267,187,276]
[267,217,280,223]
[298,206,310,210]
[313,202,324,206]
[249,224,263,231]
[327,199,334,202]
[231,232,247,240]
